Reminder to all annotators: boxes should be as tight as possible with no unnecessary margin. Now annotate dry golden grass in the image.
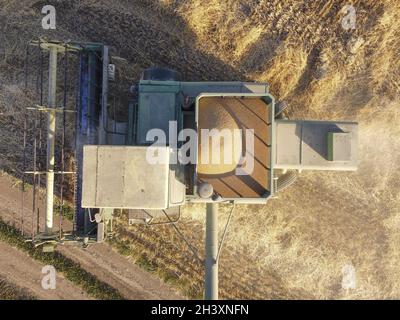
[164,0,400,299]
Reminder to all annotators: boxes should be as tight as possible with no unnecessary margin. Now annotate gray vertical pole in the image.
[45,47,57,235]
[205,203,218,300]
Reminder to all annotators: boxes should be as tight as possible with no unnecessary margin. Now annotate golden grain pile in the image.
[1,0,399,299]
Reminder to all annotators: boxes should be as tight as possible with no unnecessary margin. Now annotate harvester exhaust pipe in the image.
[45,46,57,235]
[205,203,218,300]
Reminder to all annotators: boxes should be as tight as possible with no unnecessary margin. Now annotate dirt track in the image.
[0,241,91,300]
[0,174,182,300]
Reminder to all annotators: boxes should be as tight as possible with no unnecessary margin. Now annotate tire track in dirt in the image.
[0,173,183,300]
[0,241,91,300]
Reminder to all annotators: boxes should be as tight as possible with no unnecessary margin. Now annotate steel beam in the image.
[45,47,57,235]
[205,203,218,300]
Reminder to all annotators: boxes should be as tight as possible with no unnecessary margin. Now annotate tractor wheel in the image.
[141,67,181,81]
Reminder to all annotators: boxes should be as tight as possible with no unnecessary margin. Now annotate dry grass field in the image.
[1,0,399,299]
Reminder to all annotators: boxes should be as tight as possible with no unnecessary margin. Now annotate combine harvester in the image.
[22,39,358,300]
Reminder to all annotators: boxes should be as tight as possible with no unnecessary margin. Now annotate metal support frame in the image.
[205,203,218,300]
[22,38,81,249]
[20,38,117,249]
[45,46,57,235]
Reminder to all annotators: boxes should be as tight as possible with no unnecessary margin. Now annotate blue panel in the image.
[79,52,89,134]
[75,47,104,234]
